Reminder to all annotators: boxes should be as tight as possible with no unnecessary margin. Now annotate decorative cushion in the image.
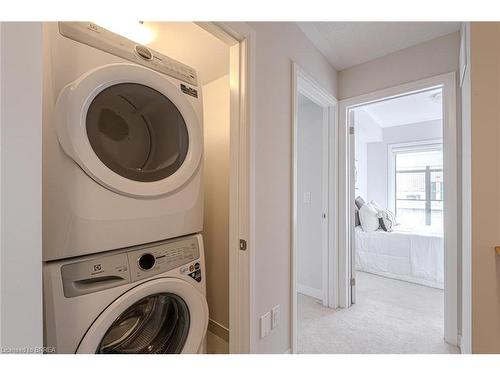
[354,196,365,227]
[355,196,365,209]
[367,200,396,232]
[359,203,380,232]
[378,210,395,232]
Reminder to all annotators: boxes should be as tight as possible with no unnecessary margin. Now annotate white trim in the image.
[291,62,338,355]
[321,104,329,306]
[206,22,255,354]
[328,104,339,311]
[339,72,459,347]
[297,283,323,300]
[460,22,472,355]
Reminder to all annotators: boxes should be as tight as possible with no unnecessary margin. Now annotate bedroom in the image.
[297,87,457,353]
[352,87,456,353]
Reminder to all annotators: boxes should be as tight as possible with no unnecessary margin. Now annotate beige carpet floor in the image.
[297,271,459,354]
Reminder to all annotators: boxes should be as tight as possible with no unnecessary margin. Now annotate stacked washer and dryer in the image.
[42,22,208,354]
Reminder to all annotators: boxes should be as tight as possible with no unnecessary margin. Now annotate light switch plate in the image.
[303,192,311,204]
[271,305,280,329]
[260,312,271,338]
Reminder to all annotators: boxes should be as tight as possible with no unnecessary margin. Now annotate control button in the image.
[135,45,153,60]
[138,253,156,271]
[194,262,200,270]
[189,264,195,272]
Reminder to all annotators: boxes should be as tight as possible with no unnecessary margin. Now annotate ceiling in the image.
[297,22,461,70]
[356,88,442,128]
[145,22,229,85]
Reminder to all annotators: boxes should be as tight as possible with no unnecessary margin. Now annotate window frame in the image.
[387,139,443,226]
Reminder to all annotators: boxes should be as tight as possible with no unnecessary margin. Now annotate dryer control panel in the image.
[60,236,201,298]
[58,22,198,86]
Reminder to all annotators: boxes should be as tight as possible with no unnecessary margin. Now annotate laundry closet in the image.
[41,22,230,354]
[145,22,232,352]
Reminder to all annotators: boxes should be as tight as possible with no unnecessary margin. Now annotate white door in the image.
[349,109,357,305]
[57,63,203,198]
[76,278,208,354]
[296,97,329,306]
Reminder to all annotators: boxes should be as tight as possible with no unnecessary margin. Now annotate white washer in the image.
[43,234,208,353]
[43,22,204,261]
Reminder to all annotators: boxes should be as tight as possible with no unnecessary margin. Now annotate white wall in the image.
[339,32,460,99]
[366,120,443,209]
[202,75,230,333]
[354,109,383,201]
[460,22,472,354]
[248,22,338,353]
[296,99,324,298]
[0,22,43,351]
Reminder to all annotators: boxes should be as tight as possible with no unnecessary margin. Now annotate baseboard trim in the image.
[297,283,323,300]
[208,319,229,342]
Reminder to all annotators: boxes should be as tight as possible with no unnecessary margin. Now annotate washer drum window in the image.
[97,293,190,354]
[86,83,189,182]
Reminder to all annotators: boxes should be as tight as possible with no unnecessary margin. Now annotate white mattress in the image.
[355,226,444,289]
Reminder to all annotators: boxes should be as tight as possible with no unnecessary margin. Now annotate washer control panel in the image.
[127,237,200,282]
[60,235,201,298]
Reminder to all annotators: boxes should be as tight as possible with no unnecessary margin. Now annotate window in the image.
[389,142,443,233]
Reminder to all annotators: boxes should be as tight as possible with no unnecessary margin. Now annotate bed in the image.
[355,226,444,289]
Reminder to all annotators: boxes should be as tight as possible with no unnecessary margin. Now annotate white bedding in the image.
[355,226,444,289]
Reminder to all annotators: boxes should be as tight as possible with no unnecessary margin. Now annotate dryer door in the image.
[76,278,208,354]
[57,63,202,198]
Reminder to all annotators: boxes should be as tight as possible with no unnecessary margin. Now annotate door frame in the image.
[291,62,338,354]
[338,72,459,346]
[196,22,255,354]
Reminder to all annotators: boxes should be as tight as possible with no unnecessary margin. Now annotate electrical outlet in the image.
[271,305,280,329]
[260,311,271,338]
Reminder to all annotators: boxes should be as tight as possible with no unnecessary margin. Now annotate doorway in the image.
[339,73,459,352]
[195,22,254,354]
[291,63,337,354]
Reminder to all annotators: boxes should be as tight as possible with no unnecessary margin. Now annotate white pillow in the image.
[369,200,383,213]
[359,203,380,232]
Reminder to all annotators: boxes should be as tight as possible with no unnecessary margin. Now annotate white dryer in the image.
[43,234,208,353]
[43,22,203,261]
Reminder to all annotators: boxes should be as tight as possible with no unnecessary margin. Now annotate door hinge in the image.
[350,278,356,286]
[349,127,355,135]
[239,239,247,251]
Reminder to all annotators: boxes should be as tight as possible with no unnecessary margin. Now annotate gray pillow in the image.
[355,196,365,209]
[354,196,365,226]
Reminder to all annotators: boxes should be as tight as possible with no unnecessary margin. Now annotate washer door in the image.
[76,278,208,354]
[57,63,202,198]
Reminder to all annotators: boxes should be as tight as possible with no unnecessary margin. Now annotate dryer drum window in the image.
[86,83,189,182]
[97,293,190,354]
